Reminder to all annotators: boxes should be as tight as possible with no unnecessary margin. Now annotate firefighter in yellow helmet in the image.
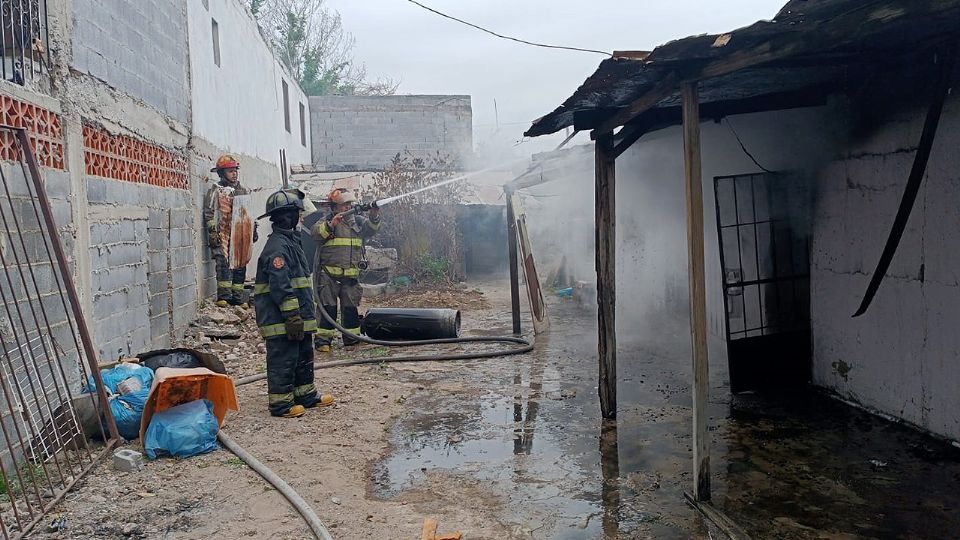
[311,188,381,351]
[203,155,257,307]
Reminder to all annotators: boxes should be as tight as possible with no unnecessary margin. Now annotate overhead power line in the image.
[405,0,611,56]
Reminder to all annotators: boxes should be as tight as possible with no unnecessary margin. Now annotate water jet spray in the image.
[340,158,529,216]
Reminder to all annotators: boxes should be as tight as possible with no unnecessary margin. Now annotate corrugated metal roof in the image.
[526,0,960,137]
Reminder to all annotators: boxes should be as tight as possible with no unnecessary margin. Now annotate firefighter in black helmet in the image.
[253,190,331,417]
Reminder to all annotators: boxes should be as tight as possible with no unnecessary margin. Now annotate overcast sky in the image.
[326,0,787,156]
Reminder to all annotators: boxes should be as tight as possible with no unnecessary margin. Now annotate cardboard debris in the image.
[138,367,239,444]
[421,517,462,540]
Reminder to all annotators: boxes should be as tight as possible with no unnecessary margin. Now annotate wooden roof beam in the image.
[592,72,680,137]
[612,50,651,60]
[591,15,833,137]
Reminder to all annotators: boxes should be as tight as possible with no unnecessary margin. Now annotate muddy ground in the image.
[30,279,960,539]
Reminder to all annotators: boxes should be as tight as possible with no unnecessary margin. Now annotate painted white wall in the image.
[603,96,960,442]
[810,94,960,441]
[615,107,835,363]
[187,0,311,168]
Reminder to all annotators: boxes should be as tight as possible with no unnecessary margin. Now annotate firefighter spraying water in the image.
[311,188,382,353]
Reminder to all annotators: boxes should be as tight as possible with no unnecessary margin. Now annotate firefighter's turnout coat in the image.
[312,212,381,278]
[202,179,251,257]
[203,179,252,302]
[253,228,318,338]
[253,226,320,416]
[311,211,381,344]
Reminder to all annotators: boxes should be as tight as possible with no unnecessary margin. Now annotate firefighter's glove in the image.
[285,314,305,341]
[330,213,344,228]
[206,222,220,247]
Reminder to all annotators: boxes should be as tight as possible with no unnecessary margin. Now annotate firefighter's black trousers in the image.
[315,273,361,347]
[214,252,246,304]
[265,332,320,416]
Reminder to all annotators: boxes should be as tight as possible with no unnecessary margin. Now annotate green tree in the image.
[254,0,397,96]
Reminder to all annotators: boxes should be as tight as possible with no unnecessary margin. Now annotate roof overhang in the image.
[526,0,960,138]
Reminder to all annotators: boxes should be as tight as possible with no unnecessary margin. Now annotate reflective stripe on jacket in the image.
[311,211,380,276]
[253,227,317,339]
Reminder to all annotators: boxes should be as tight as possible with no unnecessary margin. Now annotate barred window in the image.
[1,0,51,87]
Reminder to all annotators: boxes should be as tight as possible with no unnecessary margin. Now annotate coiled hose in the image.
[225,307,535,538]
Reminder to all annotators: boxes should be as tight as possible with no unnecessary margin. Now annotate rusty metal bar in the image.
[0,209,61,501]
[25,0,34,81]
[0,1,8,82]
[16,143,106,460]
[504,187,521,335]
[15,128,119,442]
[16,0,25,84]
[13,140,108,453]
[0,165,76,483]
[0,127,121,539]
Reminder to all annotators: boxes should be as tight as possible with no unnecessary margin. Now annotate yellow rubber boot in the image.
[281,405,306,418]
[318,394,335,407]
[317,344,331,353]
[215,300,228,308]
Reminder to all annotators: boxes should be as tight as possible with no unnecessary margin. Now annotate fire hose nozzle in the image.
[352,201,378,214]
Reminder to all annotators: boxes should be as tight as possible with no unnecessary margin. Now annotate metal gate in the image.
[714,173,811,393]
[0,128,118,538]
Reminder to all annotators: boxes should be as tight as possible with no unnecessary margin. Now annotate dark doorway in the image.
[457,205,507,277]
[714,173,811,393]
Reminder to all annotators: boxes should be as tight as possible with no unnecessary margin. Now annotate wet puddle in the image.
[373,302,960,538]
[372,306,707,538]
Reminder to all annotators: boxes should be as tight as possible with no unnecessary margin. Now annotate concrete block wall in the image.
[310,95,472,171]
[0,0,309,366]
[0,161,83,384]
[810,94,960,441]
[71,0,190,123]
[85,178,198,359]
[188,0,312,167]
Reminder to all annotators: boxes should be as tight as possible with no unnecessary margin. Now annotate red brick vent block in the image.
[0,94,65,169]
[83,124,188,189]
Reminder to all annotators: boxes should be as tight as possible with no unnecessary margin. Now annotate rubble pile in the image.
[184,304,266,380]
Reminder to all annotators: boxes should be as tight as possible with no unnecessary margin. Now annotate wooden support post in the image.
[595,132,617,419]
[505,188,522,335]
[682,81,710,501]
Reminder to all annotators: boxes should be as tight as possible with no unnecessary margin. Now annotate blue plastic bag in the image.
[109,389,150,440]
[144,399,219,460]
[88,363,154,394]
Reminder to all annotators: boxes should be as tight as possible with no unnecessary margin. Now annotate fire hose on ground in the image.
[235,306,534,386]
[216,430,336,540]
[222,306,535,539]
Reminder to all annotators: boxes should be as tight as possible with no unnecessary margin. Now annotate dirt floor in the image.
[29,279,960,539]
